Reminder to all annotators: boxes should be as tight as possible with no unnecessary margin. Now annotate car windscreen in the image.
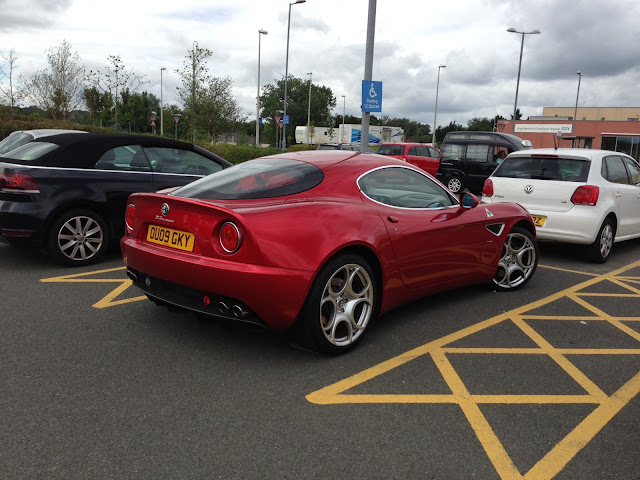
[0,132,33,155]
[171,158,324,200]
[493,156,589,181]
[377,145,404,155]
[1,141,60,161]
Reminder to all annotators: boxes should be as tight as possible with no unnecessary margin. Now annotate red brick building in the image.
[497,117,640,161]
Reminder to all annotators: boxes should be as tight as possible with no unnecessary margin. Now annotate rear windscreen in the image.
[172,158,324,200]
[493,156,590,181]
[377,145,404,155]
[1,142,59,161]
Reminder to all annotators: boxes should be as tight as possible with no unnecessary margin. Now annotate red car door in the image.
[360,166,485,289]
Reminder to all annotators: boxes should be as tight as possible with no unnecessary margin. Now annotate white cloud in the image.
[1,0,639,129]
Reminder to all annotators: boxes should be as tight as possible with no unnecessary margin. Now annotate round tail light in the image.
[219,222,242,253]
[125,204,136,231]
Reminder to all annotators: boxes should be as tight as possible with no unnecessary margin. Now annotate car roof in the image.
[21,129,87,138]
[380,142,435,146]
[2,132,229,167]
[507,148,629,160]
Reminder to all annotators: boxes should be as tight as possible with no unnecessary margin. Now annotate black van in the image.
[436,131,532,193]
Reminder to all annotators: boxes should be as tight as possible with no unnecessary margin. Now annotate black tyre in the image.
[446,175,464,194]
[298,253,377,355]
[586,218,614,263]
[48,209,110,267]
[493,226,538,291]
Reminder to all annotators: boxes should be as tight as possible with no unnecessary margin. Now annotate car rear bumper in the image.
[121,237,316,330]
[482,200,604,244]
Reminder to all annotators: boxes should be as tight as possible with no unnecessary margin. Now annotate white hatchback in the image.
[481,148,640,263]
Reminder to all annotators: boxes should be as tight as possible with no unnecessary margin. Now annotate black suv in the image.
[436,131,532,193]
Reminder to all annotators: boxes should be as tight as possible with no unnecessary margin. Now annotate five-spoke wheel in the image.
[493,226,538,291]
[300,254,377,354]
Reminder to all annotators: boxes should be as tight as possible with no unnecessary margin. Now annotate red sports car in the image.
[122,151,538,354]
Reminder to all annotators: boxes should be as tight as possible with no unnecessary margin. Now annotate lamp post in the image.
[160,67,166,136]
[306,72,312,144]
[432,64,445,145]
[507,28,540,133]
[191,40,198,144]
[282,0,306,150]
[341,95,346,143]
[573,71,582,141]
[256,29,268,147]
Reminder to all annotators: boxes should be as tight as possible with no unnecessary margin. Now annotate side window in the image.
[427,147,440,158]
[603,156,629,184]
[94,145,148,171]
[466,144,490,163]
[408,146,418,156]
[623,158,640,185]
[143,147,225,175]
[358,167,456,209]
[441,144,463,161]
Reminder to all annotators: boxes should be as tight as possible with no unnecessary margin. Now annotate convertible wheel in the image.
[447,175,464,194]
[586,218,614,263]
[48,209,109,267]
[493,226,538,291]
[299,254,376,355]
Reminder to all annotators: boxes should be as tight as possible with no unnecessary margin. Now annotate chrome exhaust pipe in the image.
[126,269,138,282]
[232,305,248,318]
[218,301,229,314]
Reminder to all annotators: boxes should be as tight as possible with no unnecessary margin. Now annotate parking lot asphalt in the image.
[1,240,639,479]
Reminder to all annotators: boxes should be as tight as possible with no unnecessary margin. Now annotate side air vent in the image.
[486,223,505,236]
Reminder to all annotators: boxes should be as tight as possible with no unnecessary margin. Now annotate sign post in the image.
[172,114,182,140]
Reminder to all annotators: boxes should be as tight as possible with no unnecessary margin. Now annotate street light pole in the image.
[432,64,445,145]
[507,28,540,133]
[192,41,198,144]
[160,67,166,136]
[256,29,268,148]
[306,72,312,144]
[573,71,582,142]
[283,0,306,150]
[341,95,345,143]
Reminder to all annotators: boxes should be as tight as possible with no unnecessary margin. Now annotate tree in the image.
[436,121,464,144]
[467,117,494,131]
[87,55,148,129]
[23,40,85,120]
[510,108,523,121]
[0,49,24,118]
[175,43,212,143]
[199,76,245,141]
[260,76,336,145]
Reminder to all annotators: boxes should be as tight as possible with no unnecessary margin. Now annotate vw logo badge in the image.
[524,185,534,194]
[161,203,170,216]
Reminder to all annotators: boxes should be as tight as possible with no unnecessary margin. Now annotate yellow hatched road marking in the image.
[307,260,640,478]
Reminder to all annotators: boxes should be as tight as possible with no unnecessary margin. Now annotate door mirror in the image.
[460,192,479,209]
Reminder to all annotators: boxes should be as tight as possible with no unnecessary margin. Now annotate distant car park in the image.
[482,148,640,262]
[376,142,441,177]
[0,132,231,266]
[316,143,376,153]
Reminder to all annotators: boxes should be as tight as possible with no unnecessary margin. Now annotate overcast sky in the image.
[2,0,639,130]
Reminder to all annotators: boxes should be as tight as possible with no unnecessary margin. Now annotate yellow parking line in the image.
[525,371,640,480]
[307,260,640,478]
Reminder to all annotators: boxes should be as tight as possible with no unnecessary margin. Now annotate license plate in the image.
[146,225,195,252]
[531,215,546,227]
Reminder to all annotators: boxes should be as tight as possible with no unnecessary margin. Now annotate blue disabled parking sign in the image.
[362,80,382,113]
